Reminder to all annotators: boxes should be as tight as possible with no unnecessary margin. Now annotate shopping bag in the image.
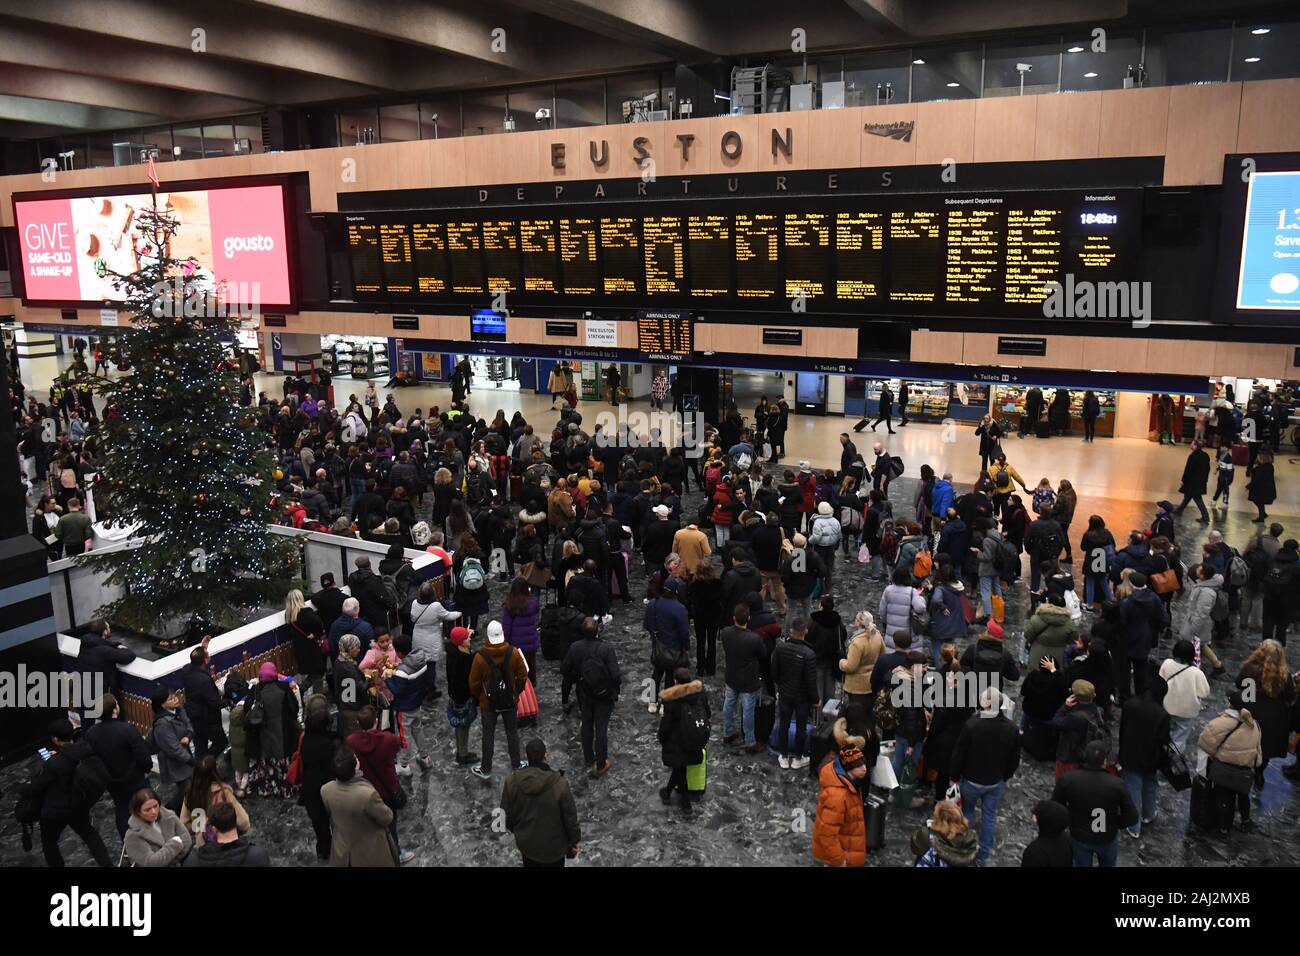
[858,543,870,564]
[891,759,917,808]
[870,752,899,790]
[991,594,1005,624]
[516,678,539,720]
[686,748,707,794]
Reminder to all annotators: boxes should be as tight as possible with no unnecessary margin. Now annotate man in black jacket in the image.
[565,561,610,618]
[75,620,135,710]
[1021,799,1072,867]
[720,550,764,623]
[1024,512,1065,600]
[181,639,227,759]
[21,718,113,868]
[311,572,346,633]
[751,515,787,615]
[838,433,858,480]
[185,800,271,867]
[561,617,621,777]
[1117,676,1170,838]
[598,501,632,604]
[1173,440,1211,523]
[346,555,393,630]
[1051,740,1138,867]
[641,504,678,573]
[720,603,766,753]
[85,693,152,839]
[770,619,818,770]
[959,628,1021,691]
[951,687,1021,866]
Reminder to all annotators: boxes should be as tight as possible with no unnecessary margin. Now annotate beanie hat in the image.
[986,619,1005,640]
[258,661,278,683]
[1129,572,1148,588]
[1070,679,1096,703]
[817,501,833,516]
[486,621,505,645]
[449,626,471,646]
[839,742,867,772]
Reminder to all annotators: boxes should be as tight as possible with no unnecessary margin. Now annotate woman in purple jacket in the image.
[500,578,542,686]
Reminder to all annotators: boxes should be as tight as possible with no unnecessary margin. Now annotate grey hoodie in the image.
[1181,573,1223,644]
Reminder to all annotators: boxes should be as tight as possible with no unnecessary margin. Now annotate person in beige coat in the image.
[180,755,251,848]
[671,524,712,579]
[839,611,885,709]
[1197,692,1264,835]
[321,744,398,867]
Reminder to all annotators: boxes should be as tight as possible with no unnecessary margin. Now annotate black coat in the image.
[76,632,135,696]
[346,569,392,629]
[922,689,974,777]
[719,561,763,624]
[770,638,818,703]
[85,716,153,789]
[1248,462,1276,506]
[1051,766,1138,845]
[561,636,622,704]
[1021,801,1072,867]
[566,572,610,617]
[950,712,1021,786]
[658,680,710,768]
[181,662,223,725]
[1236,674,1296,761]
[21,739,97,821]
[641,519,678,571]
[1179,449,1210,497]
[289,608,327,676]
[1117,694,1170,773]
[311,586,347,633]
[720,625,765,693]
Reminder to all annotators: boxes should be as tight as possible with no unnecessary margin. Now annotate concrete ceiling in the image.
[0,0,1290,141]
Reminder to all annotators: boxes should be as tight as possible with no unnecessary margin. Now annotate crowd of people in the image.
[8,354,1300,868]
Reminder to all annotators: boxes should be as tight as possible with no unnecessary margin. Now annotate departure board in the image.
[637,310,693,360]
[341,189,1139,319]
[600,217,640,294]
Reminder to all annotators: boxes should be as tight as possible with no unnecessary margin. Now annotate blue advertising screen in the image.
[1236,170,1300,310]
[470,308,507,341]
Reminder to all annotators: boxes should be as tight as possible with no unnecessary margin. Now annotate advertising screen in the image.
[13,182,294,308]
[1236,170,1300,311]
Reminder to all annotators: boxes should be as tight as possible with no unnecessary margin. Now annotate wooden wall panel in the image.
[1098,87,1169,158]
[708,114,760,174]
[806,107,864,170]
[858,103,919,167]
[1034,92,1101,161]
[429,137,468,188]
[1212,341,1289,381]
[1164,83,1242,186]
[1080,334,1149,374]
[1150,337,1213,376]
[1236,78,1300,154]
[914,100,976,166]
[909,330,964,363]
[462,130,545,185]
[803,326,856,360]
[336,140,431,196]
[959,333,1000,366]
[760,113,809,171]
[973,97,1037,163]
[656,119,716,176]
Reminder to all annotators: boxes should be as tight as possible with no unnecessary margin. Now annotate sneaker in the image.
[517,760,529,769]
[648,701,659,714]
[1142,813,1158,827]
[399,849,417,864]
[470,767,492,781]
[791,756,810,770]
[591,759,612,778]
[396,763,413,777]
[778,755,791,769]
[418,755,433,771]
[1125,826,1141,839]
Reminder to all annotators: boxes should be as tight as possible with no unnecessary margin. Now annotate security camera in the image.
[535,107,552,121]
[1016,62,1033,73]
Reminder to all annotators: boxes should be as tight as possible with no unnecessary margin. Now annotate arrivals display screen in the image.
[341,189,1138,318]
[636,310,693,361]
[1235,170,1300,311]
[13,180,295,308]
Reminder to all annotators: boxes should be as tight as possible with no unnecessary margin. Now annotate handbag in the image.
[1150,568,1180,595]
[648,599,689,671]
[285,731,305,787]
[516,678,539,720]
[1204,718,1253,795]
[1160,741,1193,791]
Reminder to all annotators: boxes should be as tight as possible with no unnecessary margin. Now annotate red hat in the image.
[986,619,1005,640]
[449,626,471,646]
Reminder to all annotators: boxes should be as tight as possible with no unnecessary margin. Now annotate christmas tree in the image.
[82,193,299,636]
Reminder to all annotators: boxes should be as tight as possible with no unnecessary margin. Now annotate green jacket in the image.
[500,763,580,864]
[1024,603,1077,667]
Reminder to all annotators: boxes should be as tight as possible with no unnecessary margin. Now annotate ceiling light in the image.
[912,58,925,65]
[946,81,960,87]
[1067,46,1085,53]
[1251,27,1270,35]
[1244,56,1261,63]
[1084,72,1098,78]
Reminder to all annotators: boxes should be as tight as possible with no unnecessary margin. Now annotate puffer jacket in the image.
[501,596,541,653]
[812,755,867,867]
[808,513,842,548]
[978,529,1005,579]
[878,584,925,648]
[1197,709,1263,768]
[911,824,979,867]
[839,626,885,694]
[1181,573,1223,645]
[1024,603,1077,668]
[927,583,967,643]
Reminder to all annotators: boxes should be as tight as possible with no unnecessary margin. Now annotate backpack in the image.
[1036,528,1064,560]
[880,529,900,564]
[993,537,1020,580]
[1263,563,1290,598]
[889,455,904,479]
[840,505,863,533]
[379,573,402,611]
[459,557,486,591]
[678,695,710,751]
[1072,709,1111,764]
[1210,588,1230,623]
[1227,551,1249,589]
[993,469,1012,492]
[478,648,516,711]
[912,548,933,581]
[72,753,111,808]
[873,689,898,732]
[1245,544,1271,584]
[579,650,615,700]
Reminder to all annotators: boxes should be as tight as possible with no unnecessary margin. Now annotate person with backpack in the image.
[1117,675,1171,839]
[468,620,529,781]
[1050,679,1107,781]
[561,616,621,777]
[894,522,929,586]
[501,738,582,867]
[452,535,491,631]
[1052,740,1138,867]
[987,453,1028,518]
[1240,523,1283,633]
[771,619,820,770]
[150,686,196,813]
[870,442,895,494]
[85,692,152,839]
[975,517,1012,623]
[1080,515,1116,608]
[1260,539,1299,646]
[657,668,710,815]
[19,718,114,867]
[347,554,396,632]
[1024,509,1065,605]
[808,501,842,590]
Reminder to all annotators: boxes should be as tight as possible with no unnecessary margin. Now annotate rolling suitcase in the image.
[754,695,777,745]
[1229,442,1248,467]
[864,788,888,851]
[1035,419,1051,439]
[1189,775,1217,829]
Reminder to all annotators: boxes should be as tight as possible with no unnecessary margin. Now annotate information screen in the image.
[341,189,1138,318]
[1236,170,1300,311]
[636,310,693,360]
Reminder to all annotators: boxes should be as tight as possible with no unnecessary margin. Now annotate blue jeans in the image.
[1123,769,1158,832]
[1084,573,1112,605]
[1073,838,1119,867]
[891,735,920,777]
[723,687,758,745]
[1168,716,1194,756]
[959,779,1005,865]
[979,575,1002,618]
